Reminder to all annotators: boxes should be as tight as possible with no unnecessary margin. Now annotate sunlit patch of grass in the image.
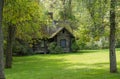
[5,49,120,79]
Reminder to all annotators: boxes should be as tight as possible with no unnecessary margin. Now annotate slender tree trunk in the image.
[0,0,5,79]
[68,0,72,18]
[62,0,72,21]
[109,0,117,73]
[63,0,66,21]
[5,25,16,68]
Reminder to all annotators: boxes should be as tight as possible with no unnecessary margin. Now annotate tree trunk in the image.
[109,0,117,73]
[0,0,6,79]
[63,0,72,20]
[5,25,16,68]
[63,0,66,20]
[68,0,72,18]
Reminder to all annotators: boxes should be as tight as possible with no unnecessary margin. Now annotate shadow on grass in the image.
[78,50,99,53]
[61,49,109,55]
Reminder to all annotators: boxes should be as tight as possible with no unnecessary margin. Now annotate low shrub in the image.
[13,40,34,56]
[48,42,64,54]
[71,41,79,52]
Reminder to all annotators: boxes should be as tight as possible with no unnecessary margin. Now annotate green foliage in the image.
[76,40,86,49]
[13,40,34,56]
[55,46,64,54]
[116,40,120,48]
[3,0,46,41]
[2,0,120,52]
[48,42,64,54]
[71,40,79,52]
[86,41,99,50]
[73,0,111,50]
[5,49,120,79]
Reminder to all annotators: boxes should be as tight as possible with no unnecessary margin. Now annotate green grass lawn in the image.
[5,49,120,79]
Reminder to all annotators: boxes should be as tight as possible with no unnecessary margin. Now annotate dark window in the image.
[62,30,65,33]
[60,39,66,48]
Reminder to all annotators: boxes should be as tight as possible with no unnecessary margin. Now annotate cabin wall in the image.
[32,39,48,54]
[56,29,72,52]
[32,28,74,53]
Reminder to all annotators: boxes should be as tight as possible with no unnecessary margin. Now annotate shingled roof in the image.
[46,21,74,39]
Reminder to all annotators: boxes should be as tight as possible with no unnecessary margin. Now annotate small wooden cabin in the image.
[32,22,75,53]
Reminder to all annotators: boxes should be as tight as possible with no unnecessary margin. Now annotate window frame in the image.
[41,40,45,48]
[60,39,66,48]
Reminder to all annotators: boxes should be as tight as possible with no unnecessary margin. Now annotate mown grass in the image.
[5,49,120,79]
